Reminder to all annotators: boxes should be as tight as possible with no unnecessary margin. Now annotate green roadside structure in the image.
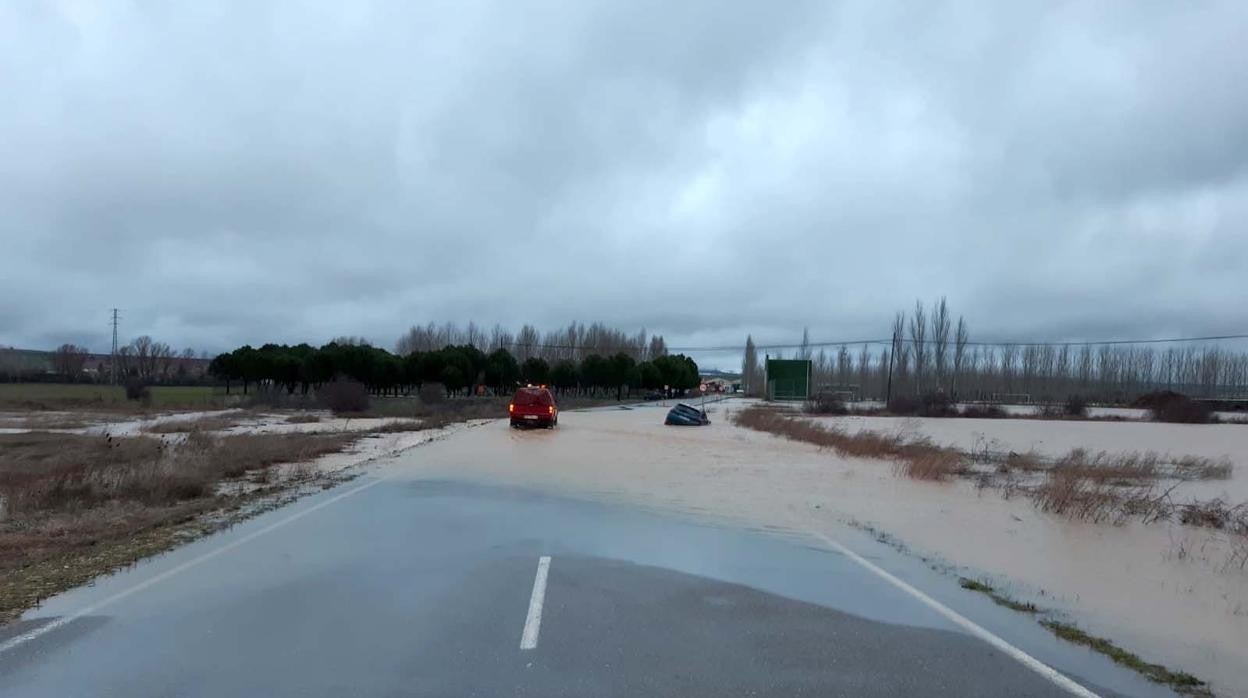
[765,358,812,401]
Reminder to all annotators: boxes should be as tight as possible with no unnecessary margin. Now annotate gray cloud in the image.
[3,1,1247,368]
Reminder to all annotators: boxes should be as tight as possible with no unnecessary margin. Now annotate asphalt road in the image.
[0,459,1172,696]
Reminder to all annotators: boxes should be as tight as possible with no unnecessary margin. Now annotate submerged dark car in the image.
[664,402,710,426]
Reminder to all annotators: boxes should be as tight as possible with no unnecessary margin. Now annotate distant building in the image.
[701,377,731,393]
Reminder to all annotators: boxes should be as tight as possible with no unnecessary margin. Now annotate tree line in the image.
[0,338,208,384]
[744,298,1248,403]
[396,320,668,362]
[209,340,700,399]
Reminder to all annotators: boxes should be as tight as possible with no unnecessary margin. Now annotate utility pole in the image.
[764,353,769,401]
[110,308,120,385]
[885,329,896,405]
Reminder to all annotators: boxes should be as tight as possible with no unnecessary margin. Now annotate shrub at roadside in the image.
[124,377,150,403]
[961,404,1007,419]
[1134,391,1215,424]
[888,392,957,417]
[319,377,370,414]
[409,398,508,428]
[286,413,322,424]
[805,393,849,415]
[1065,394,1088,417]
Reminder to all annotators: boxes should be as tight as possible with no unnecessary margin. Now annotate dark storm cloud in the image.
[2,1,1246,364]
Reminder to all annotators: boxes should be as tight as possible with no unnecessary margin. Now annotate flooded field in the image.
[811,413,1248,503]
[845,399,1248,422]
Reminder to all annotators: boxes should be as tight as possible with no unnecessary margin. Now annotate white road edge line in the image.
[520,555,552,650]
[0,475,391,656]
[809,532,1099,698]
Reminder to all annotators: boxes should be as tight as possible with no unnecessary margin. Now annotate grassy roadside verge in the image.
[0,430,361,624]
[954,578,1210,694]
[0,486,318,626]
[1040,620,1209,694]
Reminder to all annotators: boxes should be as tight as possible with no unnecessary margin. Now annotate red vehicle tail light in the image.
[547,405,555,415]
[508,403,515,413]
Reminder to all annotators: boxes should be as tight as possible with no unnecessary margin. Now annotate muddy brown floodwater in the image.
[391,400,1248,697]
[810,413,1248,503]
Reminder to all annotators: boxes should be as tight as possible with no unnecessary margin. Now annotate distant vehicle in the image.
[664,402,710,426]
[510,386,558,428]
[644,390,664,400]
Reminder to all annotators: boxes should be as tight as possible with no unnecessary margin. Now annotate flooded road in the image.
[395,401,1248,696]
[0,451,1164,695]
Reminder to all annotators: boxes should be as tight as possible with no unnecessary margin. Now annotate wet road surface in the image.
[0,471,1172,696]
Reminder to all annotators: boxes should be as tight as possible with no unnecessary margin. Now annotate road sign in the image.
[699,383,707,392]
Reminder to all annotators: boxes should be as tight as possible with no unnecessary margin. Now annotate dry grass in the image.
[1052,448,1159,483]
[0,430,355,571]
[0,427,363,622]
[733,406,966,481]
[894,448,967,480]
[1001,451,1047,472]
[365,420,425,434]
[0,414,97,430]
[1178,499,1248,535]
[141,414,247,434]
[344,396,506,422]
[735,405,1245,534]
[408,399,509,427]
[1032,468,1148,523]
[997,447,1230,483]
[285,413,322,424]
[1173,455,1232,480]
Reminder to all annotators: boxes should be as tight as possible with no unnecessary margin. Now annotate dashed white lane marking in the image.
[0,476,390,656]
[810,531,1100,698]
[520,556,552,650]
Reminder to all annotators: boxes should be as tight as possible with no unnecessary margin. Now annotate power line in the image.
[955,333,1248,348]
[492,332,1248,354]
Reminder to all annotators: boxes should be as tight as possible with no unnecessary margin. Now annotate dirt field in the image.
[392,399,1248,697]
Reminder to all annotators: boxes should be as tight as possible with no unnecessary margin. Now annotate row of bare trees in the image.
[2,337,206,384]
[396,321,668,363]
[52,344,90,377]
[754,298,1248,403]
[94,337,203,383]
[113,336,198,382]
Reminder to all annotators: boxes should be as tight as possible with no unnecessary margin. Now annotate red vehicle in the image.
[509,386,558,428]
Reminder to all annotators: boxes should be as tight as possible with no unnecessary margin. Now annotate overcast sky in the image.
[3,1,1247,368]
